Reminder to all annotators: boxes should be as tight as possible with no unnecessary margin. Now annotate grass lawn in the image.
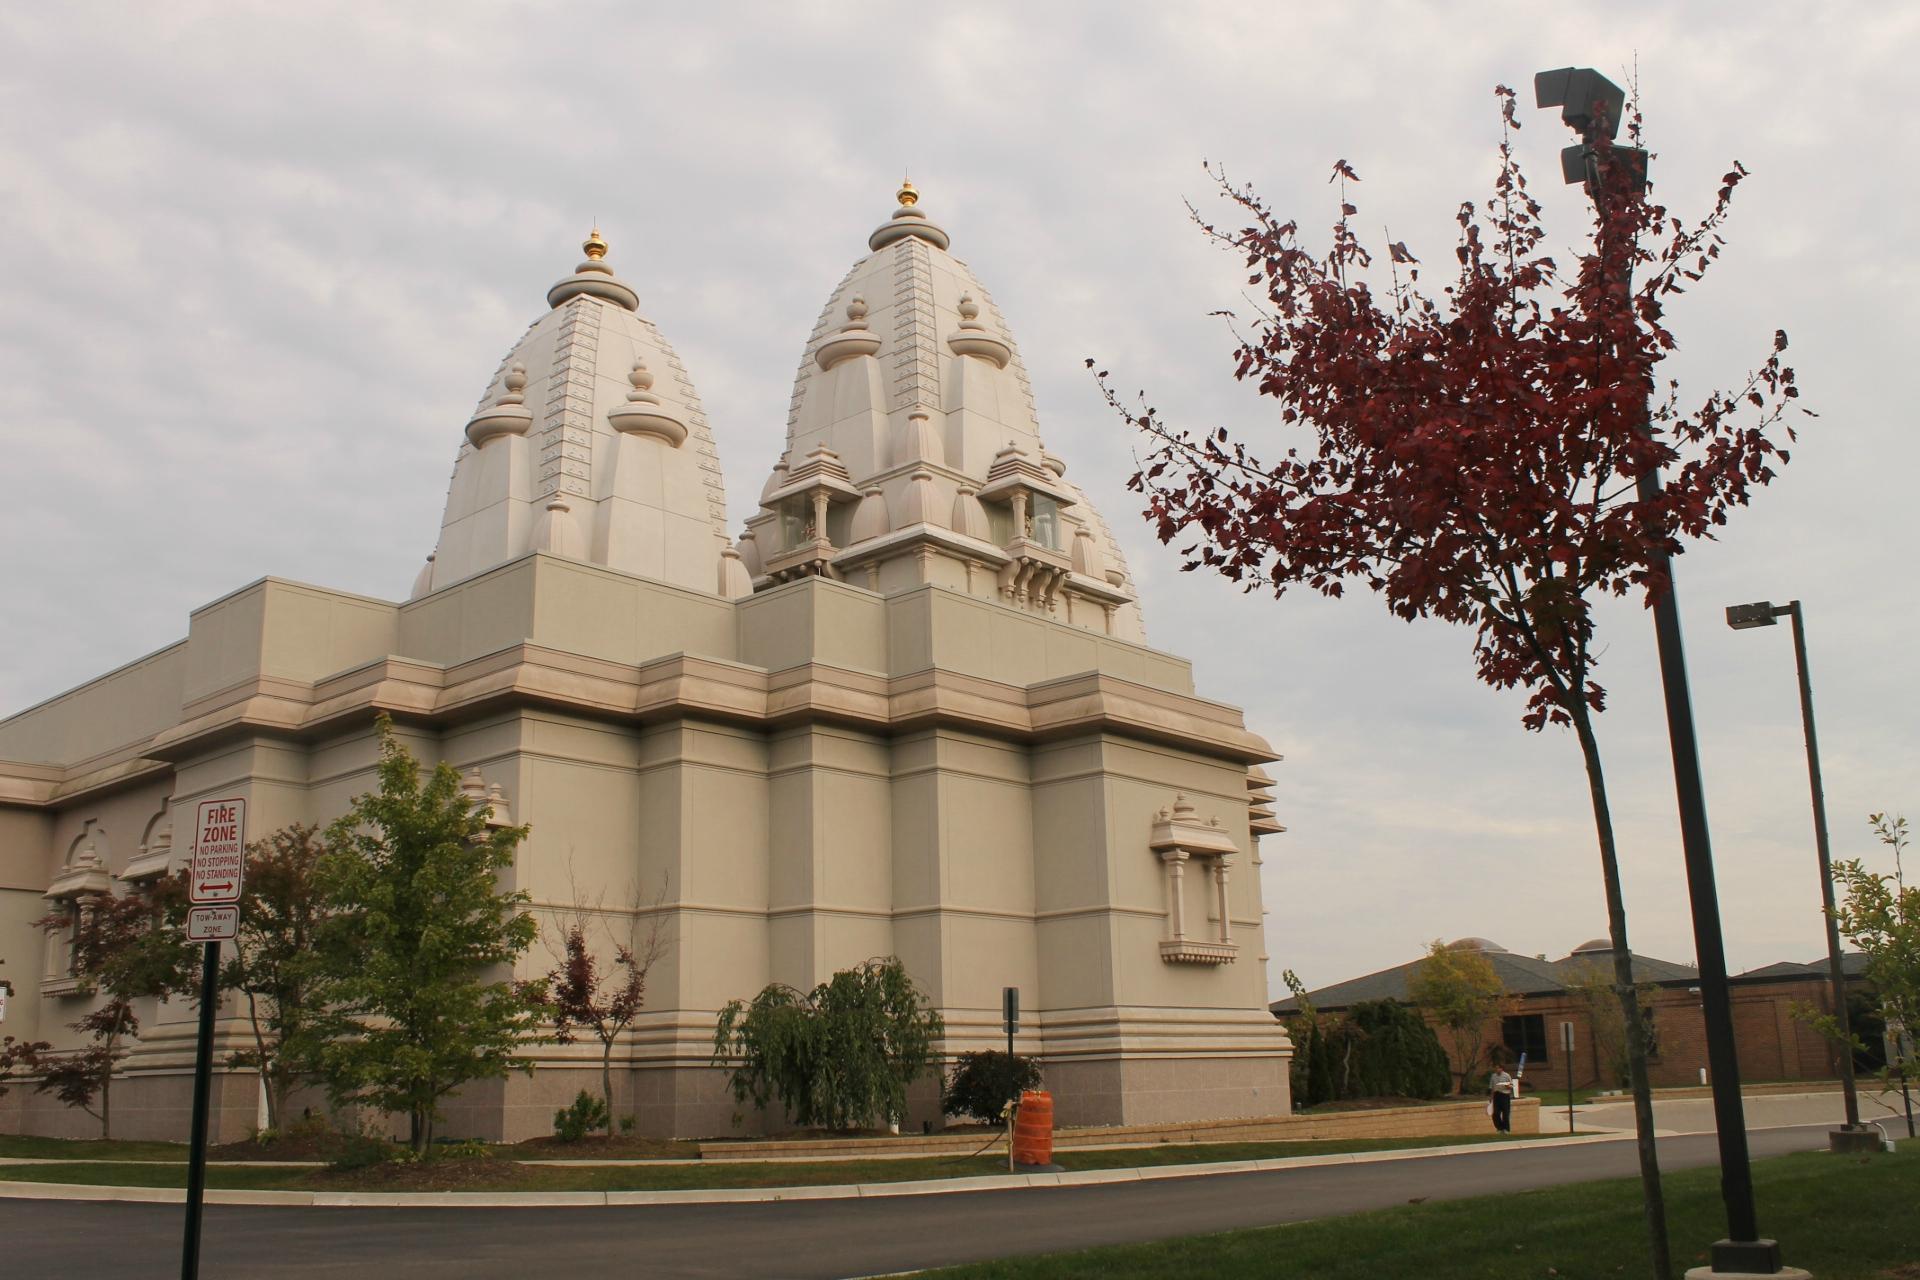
[0,1135,196,1162]
[0,1132,1540,1193]
[925,1142,1920,1280]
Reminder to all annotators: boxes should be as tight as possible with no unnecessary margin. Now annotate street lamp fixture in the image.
[1726,598,1877,1151]
[1536,66,1797,1280]
[1533,65,1647,188]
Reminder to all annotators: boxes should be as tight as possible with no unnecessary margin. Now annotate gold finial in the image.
[583,226,609,260]
[896,178,918,207]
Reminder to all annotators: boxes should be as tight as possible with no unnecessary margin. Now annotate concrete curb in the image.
[0,1132,1627,1209]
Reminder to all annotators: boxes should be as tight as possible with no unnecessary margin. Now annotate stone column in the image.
[1214,857,1233,945]
[811,490,831,543]
[1162,850,1189,942]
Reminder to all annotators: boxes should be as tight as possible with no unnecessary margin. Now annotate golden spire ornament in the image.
[583,226,609,260]
[896,178,918,207]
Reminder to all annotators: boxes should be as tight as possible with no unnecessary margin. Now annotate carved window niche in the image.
[978,448,1077,614]
[1150,795,1239,966]
[121,805,176,882]
[42,828,113,996]
[759,445,862,582]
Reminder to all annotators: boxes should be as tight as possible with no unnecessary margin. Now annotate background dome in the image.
[420,232,735,597]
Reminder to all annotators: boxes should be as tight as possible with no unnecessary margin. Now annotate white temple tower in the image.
[420,229,746,599]
[741,183,1143,643]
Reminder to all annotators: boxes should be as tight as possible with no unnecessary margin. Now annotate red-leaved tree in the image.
[1098,87,1805,1279]
[32,873,196,1139]
[529,881,667,1138]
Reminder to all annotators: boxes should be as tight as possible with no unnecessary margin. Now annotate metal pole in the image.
[1637,478,1778,1269]
[1567,1043,1575,1135]
[1578,145,1771,1267]
[1785,601,1863,1129]
[1578,117,1775,1273]
[181,939,219,1280]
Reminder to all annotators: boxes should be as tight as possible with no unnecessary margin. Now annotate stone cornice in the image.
[129,644,1274,768]
[0,756,172,810]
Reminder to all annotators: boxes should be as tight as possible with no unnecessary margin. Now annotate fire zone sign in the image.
[188,797,247,905]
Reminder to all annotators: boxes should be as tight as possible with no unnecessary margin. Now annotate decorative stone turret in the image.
[465,363,534,447]
[947,294,1011,367]
[816,296,884,370]
[607,358,688,446]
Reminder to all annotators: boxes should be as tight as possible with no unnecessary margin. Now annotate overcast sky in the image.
[2,3,1915,993]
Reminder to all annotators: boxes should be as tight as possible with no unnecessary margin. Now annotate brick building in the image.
[1272,937,1868,1092]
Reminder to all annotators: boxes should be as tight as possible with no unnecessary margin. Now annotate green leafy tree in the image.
[1408,939,1508,1093]
[1344,999,1452,1099]
[1274,967,1320,1105]
[307,718,544,1155]
[943,1051,1042,1125]
[712,957,944,1132]
[1563,957,1656,1088]
[219,824,331,1133]
[30,873,196,1138]
[1812,813,1918,1078]
[1305,1020,1333,1107]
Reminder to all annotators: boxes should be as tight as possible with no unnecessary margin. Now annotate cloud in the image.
[0,2,1913,994]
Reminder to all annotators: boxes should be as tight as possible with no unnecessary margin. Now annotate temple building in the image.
[0,186,1291,1141]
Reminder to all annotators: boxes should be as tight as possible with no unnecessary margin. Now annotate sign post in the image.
[1002,986,1019,1060]
[182,798,245,1280]
[1561,1020,1576,1135]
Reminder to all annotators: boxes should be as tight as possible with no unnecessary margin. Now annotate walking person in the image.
[1488,1059,1515,1133]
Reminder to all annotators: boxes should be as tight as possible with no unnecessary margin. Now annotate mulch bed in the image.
[509,1133,697,1160]
[304,1158,528,1191]
[207,1131,354,1162]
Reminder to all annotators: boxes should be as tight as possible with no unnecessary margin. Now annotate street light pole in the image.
[1725,598,1874,1148]
[1534,67,1796,1279]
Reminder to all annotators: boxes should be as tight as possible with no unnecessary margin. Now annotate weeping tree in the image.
[1098,86,1804,1278]
[712,957,943,1132]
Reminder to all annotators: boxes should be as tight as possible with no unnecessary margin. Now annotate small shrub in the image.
[943,1051,1042,1125]
[619,1114,637,1134]
[331,1130,398,1171]
[435,1137,492,1161]
[554,1089,610,1142]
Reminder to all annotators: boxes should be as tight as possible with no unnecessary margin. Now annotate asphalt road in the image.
[0,1125,1835,1280]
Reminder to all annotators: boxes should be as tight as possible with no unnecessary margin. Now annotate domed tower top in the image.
[739,185,1143,642]
[415,229,745,600]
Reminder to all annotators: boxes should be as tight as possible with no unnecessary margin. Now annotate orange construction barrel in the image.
[1011,1090,1054,1168]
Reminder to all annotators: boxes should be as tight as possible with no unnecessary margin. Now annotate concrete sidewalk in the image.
[1571,1088,1911,1136]
[0,1132,1621,1209]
